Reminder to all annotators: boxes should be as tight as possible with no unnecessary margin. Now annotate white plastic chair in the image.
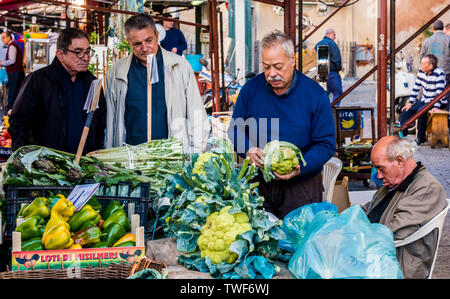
[394,198,450,279]
[322,157,343,203]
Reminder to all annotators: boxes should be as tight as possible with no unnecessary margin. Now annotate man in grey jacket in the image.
[362,136,447,279]
[105,14,210,153]
[420,20,450,84]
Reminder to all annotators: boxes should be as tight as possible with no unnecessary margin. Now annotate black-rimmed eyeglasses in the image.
[63,48,95,59]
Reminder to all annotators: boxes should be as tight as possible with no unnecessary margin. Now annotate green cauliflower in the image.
[270,147,299,175]
[262,140,306,183]
[197,206,252,264]
[192,152,219,176]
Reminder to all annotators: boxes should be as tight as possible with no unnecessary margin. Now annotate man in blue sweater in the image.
[160,15,187,56]
[315,29,343,104]
[228,30,336,219]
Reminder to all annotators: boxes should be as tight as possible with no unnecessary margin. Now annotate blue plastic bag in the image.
[288,205,403,279]
[0,67,8,84]
[279,202,338,253]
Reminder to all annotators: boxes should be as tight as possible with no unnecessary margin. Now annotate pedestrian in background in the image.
[315,28,343,104]
[160,14,187,56]
[0,31,25,111]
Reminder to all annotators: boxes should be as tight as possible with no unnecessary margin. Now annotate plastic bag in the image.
[279,202,338,253]
[0,67,8,84]
[288,205,403,279]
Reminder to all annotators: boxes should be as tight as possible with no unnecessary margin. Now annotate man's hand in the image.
[171,47,178,54]
[273,165,301,180]
[402,103,413,111]
[246,147,264,168]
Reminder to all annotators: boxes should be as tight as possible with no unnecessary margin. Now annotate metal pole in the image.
[377,0,388,140]
[298,0,303,71]
[208,0,221,113]
[389,0,395,134]
[219,8,226,111]
[398,85,450,132]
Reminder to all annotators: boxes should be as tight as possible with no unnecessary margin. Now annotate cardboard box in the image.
[331,176,351,213]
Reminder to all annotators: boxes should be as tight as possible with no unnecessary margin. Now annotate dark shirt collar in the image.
[265,68,298,97]
[132,46,162,68]
[396,162,423,192]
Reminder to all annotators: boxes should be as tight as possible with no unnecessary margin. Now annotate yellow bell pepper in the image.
[112,233,136,247]
[69,244,82,250]
[42,196,75,250]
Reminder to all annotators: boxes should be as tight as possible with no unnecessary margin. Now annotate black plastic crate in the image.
[4,182,150,239]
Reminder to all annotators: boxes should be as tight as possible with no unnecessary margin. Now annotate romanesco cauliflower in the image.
[270,147,299,175]
[197,206,252,264]
[192,152,219,176]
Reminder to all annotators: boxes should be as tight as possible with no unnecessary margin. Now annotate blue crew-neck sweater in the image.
[161,28,187,56]
[228,70,336,179]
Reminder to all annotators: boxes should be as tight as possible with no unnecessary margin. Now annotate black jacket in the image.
[10,58,106,155]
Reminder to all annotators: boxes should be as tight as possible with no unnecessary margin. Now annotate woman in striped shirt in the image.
[400,54,447,145]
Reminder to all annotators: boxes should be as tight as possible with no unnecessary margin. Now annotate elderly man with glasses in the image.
[9,28,106,155]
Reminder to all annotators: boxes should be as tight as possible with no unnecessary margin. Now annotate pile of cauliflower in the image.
[197,206,252,264]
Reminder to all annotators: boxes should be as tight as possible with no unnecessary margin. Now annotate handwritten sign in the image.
[67,183,100,211]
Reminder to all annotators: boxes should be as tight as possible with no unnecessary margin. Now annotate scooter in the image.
[387,51,417,133]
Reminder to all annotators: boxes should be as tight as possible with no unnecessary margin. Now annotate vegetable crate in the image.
[9,224,145,271]
[3,182,150,239]
[0,257,166,278]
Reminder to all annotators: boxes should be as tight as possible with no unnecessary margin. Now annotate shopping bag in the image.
[288,205,403,279]
[0,67,8,84]
[278,202,338,253]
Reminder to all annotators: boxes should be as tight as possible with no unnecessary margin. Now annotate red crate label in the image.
[11,246,145,272]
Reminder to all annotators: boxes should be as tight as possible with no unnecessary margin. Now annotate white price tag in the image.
[67,183,100,211]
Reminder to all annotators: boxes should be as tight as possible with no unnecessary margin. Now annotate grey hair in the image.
[385,137,415,161]
[124,14,157,39]
[261,30,294,59]
[325,28,335,36]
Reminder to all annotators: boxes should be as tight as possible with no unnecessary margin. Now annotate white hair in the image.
[261,30,294,59]
[325,28,335,36]
[386,138,415,161]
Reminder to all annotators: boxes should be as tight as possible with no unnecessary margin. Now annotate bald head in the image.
[370,136,417,189]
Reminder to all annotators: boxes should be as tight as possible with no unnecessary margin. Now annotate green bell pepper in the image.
[102,210,130,232]
[15,215,46,241]
[102,201,123,220]
[87,196,102,212]
[21,237,44,251]
[92,241,109,248]
[113,241,136,247]
[78,213,101,231]
[104,223,126,247]
[17,197,50,219]
[68,204,100,232]
[72,226,102,247]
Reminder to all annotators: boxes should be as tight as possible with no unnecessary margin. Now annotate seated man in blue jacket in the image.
[315,28,343,104]
[228,30,336,219]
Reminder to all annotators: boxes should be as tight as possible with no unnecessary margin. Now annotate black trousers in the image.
[255,172,323,219]
[7,70,25,110]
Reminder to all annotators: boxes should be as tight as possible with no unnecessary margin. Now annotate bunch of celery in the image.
[86,138,185,196]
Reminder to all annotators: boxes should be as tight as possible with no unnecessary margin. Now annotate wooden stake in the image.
[147,54,155,142]
[75,80,103,164]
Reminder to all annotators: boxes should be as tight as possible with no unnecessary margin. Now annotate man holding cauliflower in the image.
[228,30,336,219]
